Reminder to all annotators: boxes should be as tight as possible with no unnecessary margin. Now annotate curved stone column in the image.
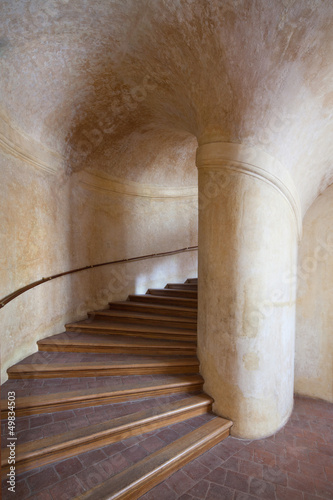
[196,142,302,439]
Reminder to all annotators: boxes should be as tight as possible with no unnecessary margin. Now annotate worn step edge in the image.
[1,375,204,417]
[37,335,196,355]
[7,358,200,379]
[147,289,198,298]
[76,417,232,500]
[88,310,197,330]
[108,301,197,317]
[127,294,198,308]
[165,283,198,290]
[65,322,197,342]
[1,394,213,473]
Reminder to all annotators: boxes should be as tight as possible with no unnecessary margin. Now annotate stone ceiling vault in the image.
[1,0,333,213]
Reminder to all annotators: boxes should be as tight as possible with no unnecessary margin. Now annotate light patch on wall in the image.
[243,352,260,371]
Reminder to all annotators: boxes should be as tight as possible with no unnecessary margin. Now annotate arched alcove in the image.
[295,183,333,403]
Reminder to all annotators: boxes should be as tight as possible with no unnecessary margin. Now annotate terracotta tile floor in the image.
[1,396,332,499]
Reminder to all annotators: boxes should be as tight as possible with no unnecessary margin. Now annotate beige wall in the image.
[295,184,333,403]
[0,152,198,383]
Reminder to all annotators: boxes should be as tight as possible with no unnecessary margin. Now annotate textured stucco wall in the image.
[295,184,333,402]
[0,152,198,383]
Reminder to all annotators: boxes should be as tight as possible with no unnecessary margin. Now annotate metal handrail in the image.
[0,245,198,309]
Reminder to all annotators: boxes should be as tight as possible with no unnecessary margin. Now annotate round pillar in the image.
[196,142,302,439]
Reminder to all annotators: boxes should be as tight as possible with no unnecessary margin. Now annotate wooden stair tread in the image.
[108,301,197,316]
[76,417,232,500]
[1,395,212,472]
[89,310,197,329]
[66,320,196,334]
[38,333,196,354]
[65,321,197,342]
[185,278,198,283]
[165,283,198,290]
[7,357,199,378]
[1,374,204,416]
[147,288,198,298]
[128,294,197,307]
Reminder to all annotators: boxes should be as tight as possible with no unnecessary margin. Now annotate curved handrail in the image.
[0,245,198,309]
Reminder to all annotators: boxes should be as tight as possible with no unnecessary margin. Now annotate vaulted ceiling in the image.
[1,0,332,212]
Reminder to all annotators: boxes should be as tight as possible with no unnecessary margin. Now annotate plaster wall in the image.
[0,153,198,383]
[295,184,333,403]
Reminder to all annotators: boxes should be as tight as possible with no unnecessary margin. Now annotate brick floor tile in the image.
[303,494,322,500]
[164,469,196,495]
[66,415,90,430]
[42,421,68,438]
[235,447,255,461]
[30,414,53,429]
[204,466,227,485]
[78,448,107,468]
[122,444,148,463]
[49,476,85,500]
[185,479,210,498]
[287,472,316,494]
[140,435,165,453]
[308,450,333,467]
[317,443,333,457]
[295,437,318,450]
[239,459,263,479]
[259,439,288,457]
[76,464,105,490]
[324,464,333,481]
[253,448,276,467]
[275,455,299,473]
[224,469,249,493]
[249,477,276,499]
[102,441,126,456]
[14,418,30,432]
[233,493,262,500]
[139,481,177,500]
[27,489,53,499]
[2,479,30,500]
[53,410,76,422]
[223,437,249,453]
[26,466,59,493]
[182,459,210,480]
[96,452,130,476]
[275,484,304,500]
[54,457,83,479]
[197,450,223,470]
[299,460,326,480]
[221,456,240,471]
[262,465,288,486]
[205,482,234,500]
[156,428,180,444]
[314,477,333,499]
[17,427,44,445]
[210,441,234,461]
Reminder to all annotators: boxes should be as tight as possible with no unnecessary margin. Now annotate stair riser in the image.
[1,384,204,418]
[108,303,197,318]
[114,429,230,500]
[165,284,198,290]
[77,419,232,500]
[38,344,196,356]
[88,313,197,330]
[65,327,197,342]
[8,365,199,379]
[2,404,211,474]
[128,295,198,308]
[148,289,198,298]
